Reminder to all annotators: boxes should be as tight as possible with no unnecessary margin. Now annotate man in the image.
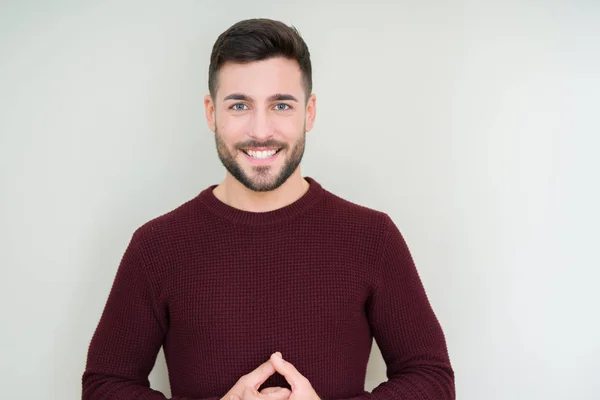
[82,18,455,400]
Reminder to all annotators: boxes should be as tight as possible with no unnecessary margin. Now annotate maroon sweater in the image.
[82,177,454,399]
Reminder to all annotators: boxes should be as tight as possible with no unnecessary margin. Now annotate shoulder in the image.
[320,187,395,236]
[129,194,204,246]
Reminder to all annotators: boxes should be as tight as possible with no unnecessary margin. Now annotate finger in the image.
[264,388,291,400]
[243,386,264,400]
[269,353,306,390]
[260,387,282,394]
[242,359,276,389]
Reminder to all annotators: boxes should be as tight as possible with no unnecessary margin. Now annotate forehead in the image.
[216,57,303,100]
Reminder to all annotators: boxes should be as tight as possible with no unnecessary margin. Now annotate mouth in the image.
[241,148,282,159]
[240,147,283,165]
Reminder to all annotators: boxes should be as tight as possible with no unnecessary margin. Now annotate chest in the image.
[165,243,374,335]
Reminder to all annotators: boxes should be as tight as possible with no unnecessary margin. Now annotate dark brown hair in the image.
[208,18,312,102]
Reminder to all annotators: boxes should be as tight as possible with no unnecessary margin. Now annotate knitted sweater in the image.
[82,177,455,399]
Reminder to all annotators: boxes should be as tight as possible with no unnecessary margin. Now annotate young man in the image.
[82,18,455,400]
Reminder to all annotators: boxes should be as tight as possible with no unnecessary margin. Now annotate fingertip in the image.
[270,354,283,367]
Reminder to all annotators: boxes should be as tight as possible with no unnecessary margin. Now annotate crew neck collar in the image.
[197,176,324,226]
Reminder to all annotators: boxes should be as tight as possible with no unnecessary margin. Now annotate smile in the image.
[241,148,282,165]
[242,148,282,159]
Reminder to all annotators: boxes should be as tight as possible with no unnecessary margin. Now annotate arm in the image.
[81,231,220,400]
[340,215,455,400]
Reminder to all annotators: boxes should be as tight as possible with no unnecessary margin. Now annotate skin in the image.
[221,352,320,400]
[204,58,320,399]
[204,56,317,213]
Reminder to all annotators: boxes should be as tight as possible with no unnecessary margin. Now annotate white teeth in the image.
[247,149,278,159]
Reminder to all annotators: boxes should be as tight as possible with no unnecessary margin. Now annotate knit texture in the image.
[82,176,455,399]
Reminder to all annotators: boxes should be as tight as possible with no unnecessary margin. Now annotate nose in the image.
[248,108,273,141]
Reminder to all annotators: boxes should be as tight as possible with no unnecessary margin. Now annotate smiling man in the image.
[82,18,455,400]
[210,62,311,197]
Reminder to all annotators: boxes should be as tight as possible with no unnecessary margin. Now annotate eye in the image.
[274,103,291,111]
[230,103,248,111]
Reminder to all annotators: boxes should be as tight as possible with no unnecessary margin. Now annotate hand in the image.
[238,386,292,400]
[259,386,292,400]
[222,354,290,400]
[268,352,320,400]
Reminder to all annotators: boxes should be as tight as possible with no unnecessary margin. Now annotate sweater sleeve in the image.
[81,231,220,400]
[333,215,455,400]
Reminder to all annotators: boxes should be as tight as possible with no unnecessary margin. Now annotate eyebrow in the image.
[223,93,299,103]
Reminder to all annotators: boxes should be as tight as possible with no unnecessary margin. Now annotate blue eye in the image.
[230,103,290,111]
[231,103,248,111]
[274,103,291,111]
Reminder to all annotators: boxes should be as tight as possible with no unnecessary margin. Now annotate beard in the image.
[214,125,306,192]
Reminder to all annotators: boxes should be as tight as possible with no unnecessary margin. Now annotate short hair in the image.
[208,18,312,102]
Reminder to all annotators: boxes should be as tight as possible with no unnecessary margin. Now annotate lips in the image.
[242,148,282,165]
[242,148,281,157]
[241,147,280,153]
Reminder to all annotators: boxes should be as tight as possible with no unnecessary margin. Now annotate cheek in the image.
[219,113,304,136]
[218,116,247,136]
[276,115,304,135]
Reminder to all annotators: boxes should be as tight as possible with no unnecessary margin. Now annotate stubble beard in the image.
[214,126,306,192]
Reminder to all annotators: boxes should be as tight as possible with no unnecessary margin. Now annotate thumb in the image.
[270,352,310,391]
[261,387,283,394]
[262,387,291,400]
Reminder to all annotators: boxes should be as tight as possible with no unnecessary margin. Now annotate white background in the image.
[1,1,599,399]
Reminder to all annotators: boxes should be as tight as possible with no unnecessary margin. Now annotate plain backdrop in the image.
[1,1,599,399]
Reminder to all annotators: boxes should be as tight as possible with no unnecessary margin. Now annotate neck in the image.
[212,169,310,213]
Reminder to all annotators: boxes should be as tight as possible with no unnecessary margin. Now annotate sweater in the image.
[82,176,455,399]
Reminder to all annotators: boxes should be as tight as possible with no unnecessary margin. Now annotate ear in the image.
[304,93,317,133]
[204,94,216,132]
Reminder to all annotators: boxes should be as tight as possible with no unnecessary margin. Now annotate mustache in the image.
[237,140,287,149]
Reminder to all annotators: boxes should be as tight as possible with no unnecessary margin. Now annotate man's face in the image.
[205,57,316,192]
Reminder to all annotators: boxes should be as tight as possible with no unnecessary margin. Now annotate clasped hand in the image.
[222,352,320,400]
